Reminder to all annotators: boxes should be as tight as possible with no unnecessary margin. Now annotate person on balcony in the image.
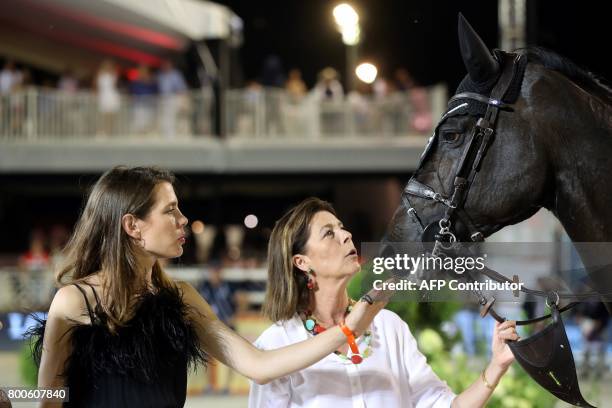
[95,59,121,137]
[157,61,187,139]
[129,65,158,135]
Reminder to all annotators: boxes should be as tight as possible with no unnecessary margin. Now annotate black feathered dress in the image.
[29,283,208,408]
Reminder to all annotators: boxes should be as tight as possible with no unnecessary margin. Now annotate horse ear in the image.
[458,13,499,84]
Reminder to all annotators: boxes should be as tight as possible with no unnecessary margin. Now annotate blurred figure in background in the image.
[194,68,214,135]
[347,81,373,134]
[312,67,343,102]
[285,68,307,101]
[373,76,395,134]
[49,224,70,271]
[19,228,50,272]
[18,228,51,308]
[95,59,121,136]
[0,60,20,95]
[198,267,237,330]
[9,68,30,135]
[260,55,285,88]
[260,55,285,135]
[373,76,390,100]
[394,68,431,133]
[57,68,80,136]
[576,301,609,378]
[284,68,308,135]
[158,60,187,139]
[236,80,263,135]
[129,64,158,135]
[312,67,344,135]
[58,69,79,94]
[198,267,238,394]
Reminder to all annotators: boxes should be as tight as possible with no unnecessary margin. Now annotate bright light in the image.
[341,24,360,45]
[333,4,359,28]
[191,220,205,234]
[244,214,258,229]
[355,63,378,84]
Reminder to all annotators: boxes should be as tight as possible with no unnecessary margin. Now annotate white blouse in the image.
[249,309,456,408]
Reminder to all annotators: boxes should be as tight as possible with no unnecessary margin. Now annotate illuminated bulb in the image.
[191,220,205,234]
[356,63,378,84]
[333,4,359,28]
[244,214,258,229]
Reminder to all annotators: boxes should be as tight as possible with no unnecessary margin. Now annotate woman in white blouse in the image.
[249,198,518,408]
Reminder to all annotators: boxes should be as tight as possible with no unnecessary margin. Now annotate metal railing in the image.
[225,85,447,138]
[0,267,266,312]
[0,88,215,140]
[0,85,446,141]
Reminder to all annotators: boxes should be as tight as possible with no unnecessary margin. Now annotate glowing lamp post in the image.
[333,4,360,92]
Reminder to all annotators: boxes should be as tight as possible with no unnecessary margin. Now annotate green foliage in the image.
[421,332,557,408]
[19,340,38,386]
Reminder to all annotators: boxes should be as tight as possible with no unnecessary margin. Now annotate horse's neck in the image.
[548,87,612,242]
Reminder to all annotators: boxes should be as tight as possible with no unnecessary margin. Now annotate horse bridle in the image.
[403,51,519,249]
[398,52,602,407]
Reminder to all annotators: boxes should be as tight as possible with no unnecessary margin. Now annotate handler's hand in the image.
[491,320,519,370]
[344,277,397,337]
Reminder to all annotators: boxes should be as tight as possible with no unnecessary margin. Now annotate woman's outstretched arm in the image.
[179,281,388,385]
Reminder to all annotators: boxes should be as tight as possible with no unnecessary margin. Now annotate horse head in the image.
[386,14,567,245]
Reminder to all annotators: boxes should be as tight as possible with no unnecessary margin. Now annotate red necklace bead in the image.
[350,355,363,364]
[313,324,326,334]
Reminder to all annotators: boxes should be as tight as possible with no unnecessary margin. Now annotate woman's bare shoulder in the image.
[48,285,89,323]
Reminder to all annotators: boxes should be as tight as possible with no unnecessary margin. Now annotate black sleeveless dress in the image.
[29,283,208,408]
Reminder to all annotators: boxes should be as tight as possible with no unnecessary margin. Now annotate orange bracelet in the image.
[339,322,360,355]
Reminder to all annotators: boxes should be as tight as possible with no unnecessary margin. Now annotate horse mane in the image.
[517,47,612,105]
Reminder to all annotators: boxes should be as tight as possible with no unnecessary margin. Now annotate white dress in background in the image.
[97,72,120,113]
[249,309,456,408]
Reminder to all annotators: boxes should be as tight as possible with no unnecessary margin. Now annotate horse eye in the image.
[442,132,461,143]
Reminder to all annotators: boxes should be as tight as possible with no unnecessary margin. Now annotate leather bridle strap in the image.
[439,54,524,241]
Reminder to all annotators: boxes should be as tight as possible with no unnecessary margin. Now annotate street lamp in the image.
[355,62,377,84]
[333,3,360,92]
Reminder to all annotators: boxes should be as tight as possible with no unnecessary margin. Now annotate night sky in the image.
[215,0,611,92]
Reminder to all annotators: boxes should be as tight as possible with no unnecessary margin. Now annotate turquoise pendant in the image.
[305,319,315,331]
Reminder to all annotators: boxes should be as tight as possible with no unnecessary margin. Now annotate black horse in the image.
[380,14,612,407]
[384,14,612,316]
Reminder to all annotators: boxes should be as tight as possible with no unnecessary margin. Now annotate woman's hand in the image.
[491,320,518,371]
[344,277,396,336]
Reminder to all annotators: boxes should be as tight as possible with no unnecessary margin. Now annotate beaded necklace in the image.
[300,299,372,364]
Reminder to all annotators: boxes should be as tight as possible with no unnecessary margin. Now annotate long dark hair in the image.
[57,166,177,332]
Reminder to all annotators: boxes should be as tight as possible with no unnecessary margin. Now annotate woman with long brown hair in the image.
[31,166,387,407]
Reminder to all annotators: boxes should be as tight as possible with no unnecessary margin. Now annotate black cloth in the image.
[29,283,207,408]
